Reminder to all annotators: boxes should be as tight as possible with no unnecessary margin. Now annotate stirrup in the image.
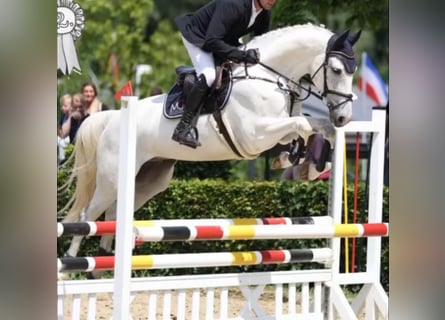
[172,127,201,148]
[176,138,201,149]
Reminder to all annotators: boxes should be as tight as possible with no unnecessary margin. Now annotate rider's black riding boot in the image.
[172,74,209,148]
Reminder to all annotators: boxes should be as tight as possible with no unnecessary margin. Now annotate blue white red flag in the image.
[358,52,388,106]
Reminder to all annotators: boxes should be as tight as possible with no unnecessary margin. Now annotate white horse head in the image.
[307,29,361,126]
[58,24,362,278]
[245,24,361,127]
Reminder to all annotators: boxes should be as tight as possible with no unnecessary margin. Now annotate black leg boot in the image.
[172,74,209,148]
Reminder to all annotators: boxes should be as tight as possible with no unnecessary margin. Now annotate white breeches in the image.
[181,36,216,87]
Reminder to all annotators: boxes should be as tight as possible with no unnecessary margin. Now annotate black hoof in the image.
[316,140,332,172]
[289,137,305,165]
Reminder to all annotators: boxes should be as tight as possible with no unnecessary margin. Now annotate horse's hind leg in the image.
[88,203,116,279]
[94,159,177,254]
[89,159,176,279]
[98,203,117,254]
[133,159,177,210]
[65,175,118,257]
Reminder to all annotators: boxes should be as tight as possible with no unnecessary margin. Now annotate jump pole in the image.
[56,216,336,236]
[112,96,138,320]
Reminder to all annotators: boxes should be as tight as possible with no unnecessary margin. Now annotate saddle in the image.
[163,65,233,119]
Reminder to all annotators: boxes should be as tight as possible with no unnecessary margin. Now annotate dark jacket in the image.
[175,0,271,61]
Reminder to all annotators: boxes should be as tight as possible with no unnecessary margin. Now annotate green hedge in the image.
[58,177,389,291]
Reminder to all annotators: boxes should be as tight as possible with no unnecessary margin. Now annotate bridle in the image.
[309,50,355,111]
[232,36,356,114]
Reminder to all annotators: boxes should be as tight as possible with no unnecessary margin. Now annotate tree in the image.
[138,20,190,96]
[272,0,388,79]
[58,0,155,107]
[272,0,387,30]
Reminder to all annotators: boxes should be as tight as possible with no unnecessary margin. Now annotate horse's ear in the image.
[332,29,350,48]
[348,30,362,46]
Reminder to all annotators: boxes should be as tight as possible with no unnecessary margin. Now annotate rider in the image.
[172,0,278,148]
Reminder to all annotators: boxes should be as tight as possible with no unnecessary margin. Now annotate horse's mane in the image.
[247,23,333,47]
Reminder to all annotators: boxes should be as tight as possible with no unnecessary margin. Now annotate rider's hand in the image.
[243,49,260,64]
[229,48,260,65]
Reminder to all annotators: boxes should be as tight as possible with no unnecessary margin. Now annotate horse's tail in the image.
[61,112,114,222]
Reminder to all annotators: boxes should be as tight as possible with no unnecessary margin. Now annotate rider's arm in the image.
[201,1,244,60]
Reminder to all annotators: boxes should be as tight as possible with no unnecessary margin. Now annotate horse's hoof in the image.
[296,162,309,181]
[308,162,331,181]
[58,272,71,281]
[315,140,332,172]
[271,152,292,169]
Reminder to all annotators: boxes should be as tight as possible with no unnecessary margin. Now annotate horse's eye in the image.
[331,67,341,75]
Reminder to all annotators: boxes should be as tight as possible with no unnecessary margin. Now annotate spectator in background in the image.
[58,94,72,131]
[59,82,110,146]
[81,82,109,117]
[57,94,72,164]
[59,93,85,144]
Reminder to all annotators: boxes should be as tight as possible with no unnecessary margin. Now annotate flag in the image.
[114,81,133,101]
[358,52,388,106]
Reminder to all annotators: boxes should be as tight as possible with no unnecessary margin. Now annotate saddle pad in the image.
[163,84,186,119]
[163,70,233,119]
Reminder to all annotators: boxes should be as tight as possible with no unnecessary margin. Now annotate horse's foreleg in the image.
[251,116,322,146]
[300,117,336,145]
[280,116,336,145]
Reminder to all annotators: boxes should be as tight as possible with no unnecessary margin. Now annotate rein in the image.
[231,48,355,113]
[259,62,316,100]
[233,62,313,102]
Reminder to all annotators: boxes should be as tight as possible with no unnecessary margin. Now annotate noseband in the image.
[310,53,355,112]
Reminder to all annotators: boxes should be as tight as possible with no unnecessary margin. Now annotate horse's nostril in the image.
[338,116,345,126]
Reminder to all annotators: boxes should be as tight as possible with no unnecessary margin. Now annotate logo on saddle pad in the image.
[163,67,233,119]
[171,99,185,113]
